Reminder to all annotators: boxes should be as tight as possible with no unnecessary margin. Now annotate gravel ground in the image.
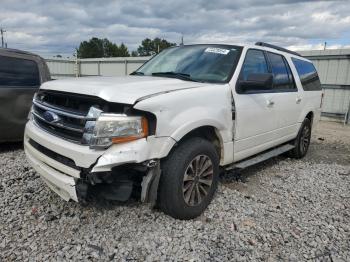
[1,121,349,261]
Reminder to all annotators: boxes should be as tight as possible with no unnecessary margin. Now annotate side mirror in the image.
[237,73,273,93]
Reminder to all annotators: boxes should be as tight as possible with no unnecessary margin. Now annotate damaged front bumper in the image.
[24,120,175,203]
[25,141,79,201]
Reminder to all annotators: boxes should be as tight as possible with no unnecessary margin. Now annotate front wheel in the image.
[158,137,220,220]
[288,118,312,159]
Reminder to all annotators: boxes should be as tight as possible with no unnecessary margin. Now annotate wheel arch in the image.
[170,125,224,162]
[305,111,314,124]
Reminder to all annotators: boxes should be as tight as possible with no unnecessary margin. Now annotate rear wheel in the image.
[289,118,312,159]
[158,137,219,220]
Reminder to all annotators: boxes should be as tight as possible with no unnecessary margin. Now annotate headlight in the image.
[83,114,149,149]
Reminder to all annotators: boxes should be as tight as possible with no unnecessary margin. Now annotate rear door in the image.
[233,49,278,161]
[266,52,303,141]
[0,55,40,141]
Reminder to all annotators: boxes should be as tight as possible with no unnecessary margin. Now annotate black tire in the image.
[288,118,312,159]
[158,137,220,220]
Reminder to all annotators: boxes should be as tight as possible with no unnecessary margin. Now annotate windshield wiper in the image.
[151,72,199,82]
[130,71,144,75]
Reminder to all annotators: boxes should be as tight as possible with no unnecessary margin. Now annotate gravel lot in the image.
[1,121,349,261]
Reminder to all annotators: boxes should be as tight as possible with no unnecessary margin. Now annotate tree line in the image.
[76,37,176,58]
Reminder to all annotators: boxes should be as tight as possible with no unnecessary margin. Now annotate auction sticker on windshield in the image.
[204,47,230,55]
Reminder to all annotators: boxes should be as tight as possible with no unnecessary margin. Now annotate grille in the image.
[32,90,107,144]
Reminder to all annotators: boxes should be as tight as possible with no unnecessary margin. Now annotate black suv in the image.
[0,48,51,142]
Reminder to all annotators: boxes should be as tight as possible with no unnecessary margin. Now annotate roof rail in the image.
[255,42,301,57]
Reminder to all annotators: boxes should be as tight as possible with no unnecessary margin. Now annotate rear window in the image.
[0,55,40,87]
[292,58,321,91]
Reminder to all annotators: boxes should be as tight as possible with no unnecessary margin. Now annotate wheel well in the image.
[176,126,222,159]
[306,111,314,123]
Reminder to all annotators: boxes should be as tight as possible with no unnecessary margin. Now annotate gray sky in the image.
[1,0,350,57]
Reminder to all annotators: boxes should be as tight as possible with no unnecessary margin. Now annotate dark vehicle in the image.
[0,48,51,142]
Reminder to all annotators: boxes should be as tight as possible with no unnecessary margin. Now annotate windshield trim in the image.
[132,44,243,84]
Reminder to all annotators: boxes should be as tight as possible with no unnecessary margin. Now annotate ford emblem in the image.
[43,111,61,123]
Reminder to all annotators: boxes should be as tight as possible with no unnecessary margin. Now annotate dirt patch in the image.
[306,121,350,165]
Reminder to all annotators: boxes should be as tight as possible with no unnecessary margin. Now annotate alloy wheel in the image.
[182,155,214,206]
[300,125,311,154]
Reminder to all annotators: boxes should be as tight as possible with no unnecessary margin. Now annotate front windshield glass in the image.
[135,44,243,83]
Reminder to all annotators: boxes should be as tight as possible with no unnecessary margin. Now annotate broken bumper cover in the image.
[24,121,175,202]
[25,139,78,201]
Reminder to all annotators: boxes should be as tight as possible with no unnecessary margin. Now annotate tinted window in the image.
[0,55,40,87]
[240,49,269,81]
[267,52,295,90]
[292,58,321,91]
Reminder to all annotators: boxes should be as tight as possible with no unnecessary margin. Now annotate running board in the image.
[226,144,295,170]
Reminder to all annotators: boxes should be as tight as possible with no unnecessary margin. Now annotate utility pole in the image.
[180,34,184,46]
[323,41,327,50]
[0,28,6,48]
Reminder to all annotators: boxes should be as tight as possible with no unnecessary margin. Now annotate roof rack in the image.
[255,42,301,57]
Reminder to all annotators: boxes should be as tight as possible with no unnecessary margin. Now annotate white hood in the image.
[41,76,211,104]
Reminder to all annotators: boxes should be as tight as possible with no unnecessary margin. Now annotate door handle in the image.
[267,99,275,107]
[296,97,302,104]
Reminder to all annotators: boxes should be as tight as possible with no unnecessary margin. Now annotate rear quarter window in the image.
[0,55,40,87]
[292,58,321,91]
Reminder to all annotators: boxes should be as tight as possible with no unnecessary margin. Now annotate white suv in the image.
[24,42,323,219]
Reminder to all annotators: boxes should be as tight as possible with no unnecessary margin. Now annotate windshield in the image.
[134,44,243,83]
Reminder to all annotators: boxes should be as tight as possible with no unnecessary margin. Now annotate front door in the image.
[233,49,278,161]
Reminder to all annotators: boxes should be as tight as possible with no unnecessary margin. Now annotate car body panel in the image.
[230,45,321,161]
[40,76,213,105]
[134,84,234,165]
[0,48,50,142]
[0,87,38,142]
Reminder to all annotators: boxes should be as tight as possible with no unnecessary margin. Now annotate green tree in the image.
[137,37,176,56]
[131,50,139,57]
[118,43,130,57]
[77,37,104,58]
[77,37,130,58]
